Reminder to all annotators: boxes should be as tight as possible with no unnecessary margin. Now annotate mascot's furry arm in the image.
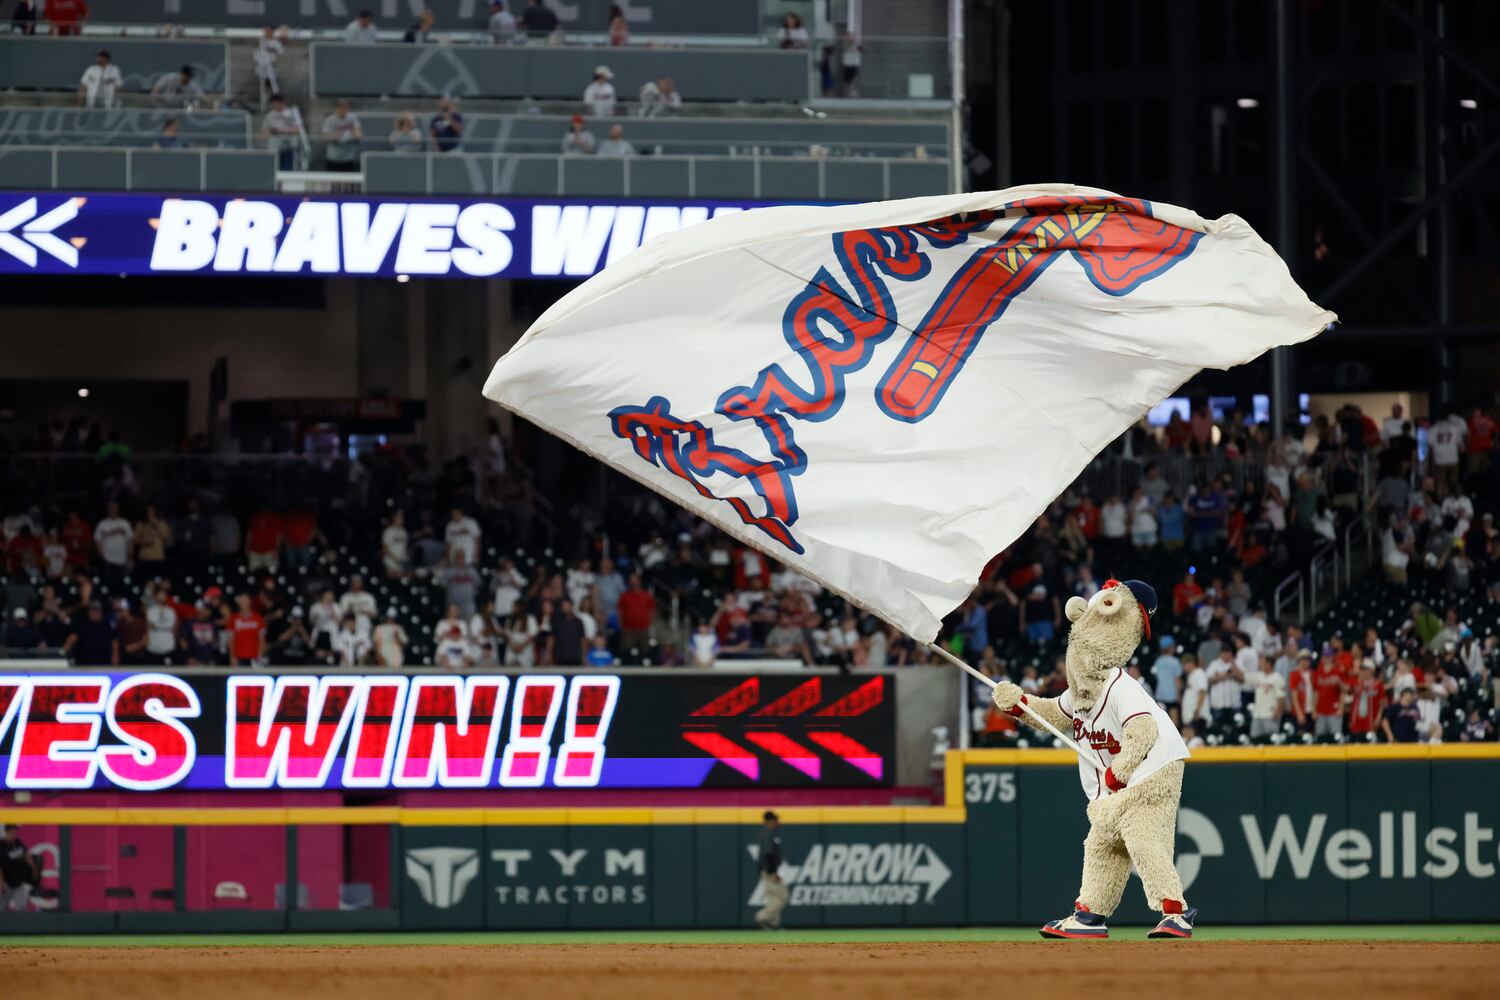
[1103,714,1158,789]
[990,681,1071,734]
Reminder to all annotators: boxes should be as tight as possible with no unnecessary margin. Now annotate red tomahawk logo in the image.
[681,676,886,781]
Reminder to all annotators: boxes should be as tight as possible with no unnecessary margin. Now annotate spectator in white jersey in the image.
[583,65,616,117]
[345,9,378,44]
[78,50,122,108]
[444,507,481,565]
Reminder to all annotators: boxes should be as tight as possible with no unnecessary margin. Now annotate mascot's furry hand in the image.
[991,680,1027,717]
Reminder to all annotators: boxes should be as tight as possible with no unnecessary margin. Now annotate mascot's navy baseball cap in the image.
[1122,579,1157,638]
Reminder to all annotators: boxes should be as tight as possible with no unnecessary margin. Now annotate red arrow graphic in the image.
[751,677,820,716]
[813,676,884,716]
[743,731,821,779]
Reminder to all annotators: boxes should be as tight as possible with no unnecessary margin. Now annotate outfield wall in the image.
[2,746,1496,933]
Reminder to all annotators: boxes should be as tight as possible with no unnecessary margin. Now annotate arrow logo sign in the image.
[0,197,84,268]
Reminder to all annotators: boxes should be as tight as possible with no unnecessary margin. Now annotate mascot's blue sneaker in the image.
[1039,907,1109,939]
[1148,906,1198,939]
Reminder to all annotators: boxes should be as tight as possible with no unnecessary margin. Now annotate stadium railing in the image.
[360,149,949,200]
[66,0,766,40]
[0,36,231,99]
[0,106,252,149]
[0,144,275,191]
[338,111,949,160]
[308,42,811,102]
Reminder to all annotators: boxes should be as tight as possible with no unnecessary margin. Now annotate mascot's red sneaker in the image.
[1039,906,1109,939]
[1148,906,1198,938]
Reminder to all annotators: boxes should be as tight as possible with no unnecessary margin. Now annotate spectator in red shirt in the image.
[1189,403,1215,454]
[245,508,283,573]
[228,593,266,665]
[1347,661,1387,739]
[60,511,92,568]
[1071,495,1099,540]
[1469,406,1495,476]
[46,0,88,35]
[282,507,322,570]
[5,526,43,575]
[1172,570,1204,618]
[732,547,770,591]
[1329,634,1354,677]
[1286,649,1314,732]
[1312,652,1347,739]
[616,573,656,652]
[1164,411,1191,452]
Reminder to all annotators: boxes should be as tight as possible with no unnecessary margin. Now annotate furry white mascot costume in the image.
[991,578,1196,939]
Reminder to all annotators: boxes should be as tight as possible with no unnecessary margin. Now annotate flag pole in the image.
[927,643,1090,759]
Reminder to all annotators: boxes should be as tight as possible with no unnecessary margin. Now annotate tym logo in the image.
[748,842,953,906]
[405,847,480,909]
[1241,812,1497,880]
[488,847,649,906]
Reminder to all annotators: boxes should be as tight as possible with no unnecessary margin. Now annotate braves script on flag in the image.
[484,185,1335,641]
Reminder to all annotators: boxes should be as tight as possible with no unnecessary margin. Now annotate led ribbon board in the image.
[0,193,764,279]
[0,672,894,791]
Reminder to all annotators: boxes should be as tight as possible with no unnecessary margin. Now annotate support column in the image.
[949,0,966,193]
[1424,0,1456,413]
[1269,0,1297,434]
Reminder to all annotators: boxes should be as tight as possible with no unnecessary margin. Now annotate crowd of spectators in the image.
[2,401,1496,751]
[965,402,1499,748]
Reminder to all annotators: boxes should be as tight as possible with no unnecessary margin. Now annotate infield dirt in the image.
[5,941,1498,1000]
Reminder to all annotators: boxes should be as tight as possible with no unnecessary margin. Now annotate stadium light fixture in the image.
[1459,98,1478,109]
[77,387,90,398]
[1236,98,1260,109]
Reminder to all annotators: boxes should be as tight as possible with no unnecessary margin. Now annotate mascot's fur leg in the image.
[1075,762,1185,915]
[1076,813,1133,916]
[1118,760,1187,911]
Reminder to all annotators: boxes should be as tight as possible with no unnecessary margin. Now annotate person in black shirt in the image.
[754,811,789,929]
[1,825,39,912]
[549,599,585,665]
[2,608,41,651]
[63,602,118,666]
[1382,689,1421,743]
[519,0,558,37]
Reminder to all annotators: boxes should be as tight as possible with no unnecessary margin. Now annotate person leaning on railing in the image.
[388,112,425,152]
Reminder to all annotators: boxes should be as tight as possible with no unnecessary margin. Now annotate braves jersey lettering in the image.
[607,195,1200,554]
[1058,668,1190,799]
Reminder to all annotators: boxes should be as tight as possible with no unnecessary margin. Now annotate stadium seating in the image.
[348,112,947,159]
[0,145,276,191]
[361,150,947,200]
[309,43,809,102]
[0,107,253,149]
[0,37,229,97]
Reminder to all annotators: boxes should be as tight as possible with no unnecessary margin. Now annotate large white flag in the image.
[483,185,1335,643]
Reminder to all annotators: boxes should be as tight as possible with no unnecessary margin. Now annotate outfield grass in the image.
[5,925,1499,947]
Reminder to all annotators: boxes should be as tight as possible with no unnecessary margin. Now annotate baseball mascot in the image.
[991,578,1195,939]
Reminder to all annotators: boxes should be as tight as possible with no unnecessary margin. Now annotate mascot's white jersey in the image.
[1057,667,1190,799]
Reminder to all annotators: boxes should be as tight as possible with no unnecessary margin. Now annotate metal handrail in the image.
[363,150,945,200]
[1272,570,1305,627]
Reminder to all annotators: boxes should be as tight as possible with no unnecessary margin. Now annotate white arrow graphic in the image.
[0,197,83,268]
[0,198,34,266]
[910,844,952,903]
